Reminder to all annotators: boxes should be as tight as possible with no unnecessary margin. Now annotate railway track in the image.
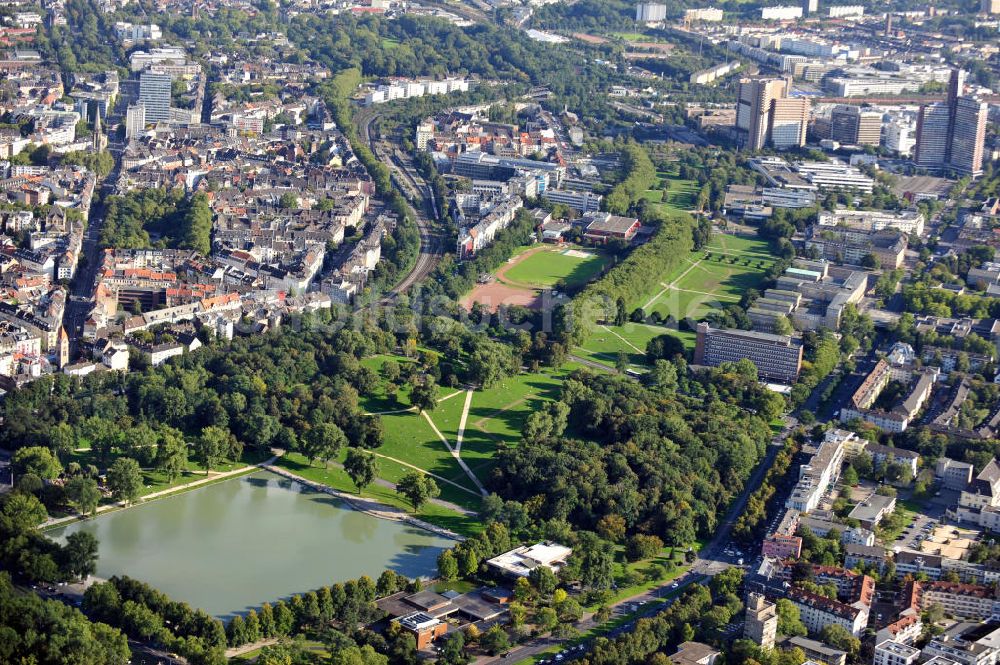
[356,108,445,301]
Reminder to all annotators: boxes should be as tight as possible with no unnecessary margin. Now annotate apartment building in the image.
[817,208,925,237]
[785,429,847,513]
[830,105,883,146]
[786,586,869,636]
[744,593,778,649]
[874,641,921,665]
[918,581,1000,621]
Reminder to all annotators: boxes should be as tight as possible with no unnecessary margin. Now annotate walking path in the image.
[42,458,275,530]
[599,325,643,354]
[421,411,489,496]
[641,257,703,310]
[454,389,474,454]
[364,388,465,416]
[225,638,278,659]
[262,464,463,540]
[368,447,481,497]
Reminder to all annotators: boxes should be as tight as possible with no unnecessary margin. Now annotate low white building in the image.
[486,542,572,579]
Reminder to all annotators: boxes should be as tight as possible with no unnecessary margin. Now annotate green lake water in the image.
[51,470,453,618]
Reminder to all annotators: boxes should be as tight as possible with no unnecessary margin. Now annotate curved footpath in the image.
[261,464,464,541]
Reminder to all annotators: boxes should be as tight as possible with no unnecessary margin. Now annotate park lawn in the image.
[612,32,648,41]
[275,452,482,537]
[373,456,481,512]
[503,246,611,290]
[575,322,695,370]
[358,354,463,414]
[632,234,774,321]
[642,172,698,217]
[376,411,478,493]
[706,232,774,258]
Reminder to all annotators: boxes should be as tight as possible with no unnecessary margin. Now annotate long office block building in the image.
[694,322,803,383]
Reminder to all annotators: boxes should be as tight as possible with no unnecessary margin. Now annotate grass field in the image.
[574,322,694,370]
[342,356,590,517]
[635,232,775,322]
[641,168,698,217]
[503,247,610,290]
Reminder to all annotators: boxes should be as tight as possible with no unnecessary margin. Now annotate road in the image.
[479,418,796,664]
[61,162,121,350]
[355,107,445,300]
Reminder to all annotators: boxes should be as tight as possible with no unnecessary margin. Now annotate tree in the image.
[479,625,510,656]
[66,476,101,516]
[1,492,48,531]
[13,446,62,480]
[155,429,188,482]
[437,550,459,581]
[437,631,470,665]
[773,315,794,336]
[195,426,230,474]
[409,377,437,413]
[344,448,378,492]
[535,606,558,633]
[819,624,860,658]
[107,457,143,504]
[775,598,807,637]
[303,423,347,467]
[61,531,99,580]
[279,192,298,209]
[396,472,439,510]
[625,534,663,561]
[841,465,859,487]
[861,253,881,270]
[181,192,213,256]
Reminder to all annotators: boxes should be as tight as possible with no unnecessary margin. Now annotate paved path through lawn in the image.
[364,389,465,416]
[642,257,702,310]
[296,457,477,514]
[422,411,489,496]
[599,324,644,354]
[369,448,481,497]
[454,389,474,454]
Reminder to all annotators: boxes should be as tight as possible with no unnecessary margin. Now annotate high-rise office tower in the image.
[830,105,882,146]
[914,103,952,168]
[770,98,810,149]
[803,0,819,13]
[138,71,171,123]
[949,96,988,177]
[914,69,986,177]
[737,77,807,150]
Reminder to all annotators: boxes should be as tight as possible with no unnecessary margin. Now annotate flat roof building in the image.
[694,322,803,383]
[486,542,572,579]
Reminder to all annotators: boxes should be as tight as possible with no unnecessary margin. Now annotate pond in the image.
[51,470,453,618]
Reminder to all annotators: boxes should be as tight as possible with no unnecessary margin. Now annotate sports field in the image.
[633,232,775,324]
[462,245,610,311]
